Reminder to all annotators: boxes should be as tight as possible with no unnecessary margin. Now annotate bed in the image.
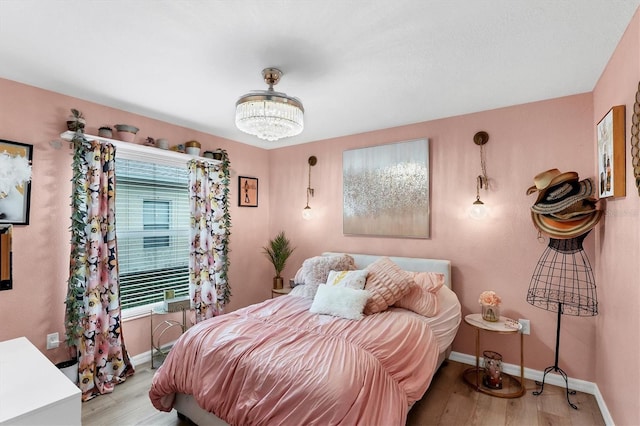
[149,252,461,425]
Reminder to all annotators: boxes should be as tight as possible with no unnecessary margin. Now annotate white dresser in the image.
[0,337,81,425]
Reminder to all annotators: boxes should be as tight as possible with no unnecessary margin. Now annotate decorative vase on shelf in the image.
[114,124,139,143]
[98,126,113,138]
[481,304,500,322]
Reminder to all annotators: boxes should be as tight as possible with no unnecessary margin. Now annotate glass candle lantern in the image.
[482,350,503,389]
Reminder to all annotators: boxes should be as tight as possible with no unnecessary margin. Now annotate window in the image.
[114,149,191,317]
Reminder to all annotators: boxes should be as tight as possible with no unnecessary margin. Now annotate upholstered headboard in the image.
[321,252,452,290]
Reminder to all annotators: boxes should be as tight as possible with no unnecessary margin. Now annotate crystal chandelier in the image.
[235,68,304,141]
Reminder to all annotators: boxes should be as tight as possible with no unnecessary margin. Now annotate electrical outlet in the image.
[46,332,59,349]
[518,319,531,335]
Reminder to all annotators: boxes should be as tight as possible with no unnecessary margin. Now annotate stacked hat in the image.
[527,169,603,239]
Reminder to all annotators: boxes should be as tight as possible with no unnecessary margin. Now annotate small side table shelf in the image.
[150,306,188,369]
[271,287,292,298]
[462,313,525,398]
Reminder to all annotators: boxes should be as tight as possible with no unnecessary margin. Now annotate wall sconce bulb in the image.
[302,206,312,220]
[469,198,488,220]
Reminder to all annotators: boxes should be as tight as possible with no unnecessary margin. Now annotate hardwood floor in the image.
[82,360,605,425]
[407,361,605,426]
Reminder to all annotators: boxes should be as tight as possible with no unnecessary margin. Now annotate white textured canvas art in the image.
[343,139,430,238]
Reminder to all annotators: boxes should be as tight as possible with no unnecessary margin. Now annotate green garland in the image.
[217,149,232,305]
[64,130,91,350]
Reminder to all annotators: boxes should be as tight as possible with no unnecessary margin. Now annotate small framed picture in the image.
[163,289,175,301]
[238,176,258,207]
[597,105,626,198]
[0,140,33,225]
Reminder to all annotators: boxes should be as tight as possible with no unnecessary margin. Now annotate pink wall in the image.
[0,78,274,361]
[592,7,640,426]
[269,93,598,380]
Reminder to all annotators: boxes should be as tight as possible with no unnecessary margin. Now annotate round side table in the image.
[271,287,292,298]
[462,313,525,398]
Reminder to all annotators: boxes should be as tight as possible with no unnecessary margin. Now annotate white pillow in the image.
[309,285,370,320]
[325,270,368,289]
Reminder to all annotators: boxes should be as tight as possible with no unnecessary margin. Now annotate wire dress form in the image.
[526,231,597,409]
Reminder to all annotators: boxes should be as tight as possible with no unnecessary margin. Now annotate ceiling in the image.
[0,1,638,149]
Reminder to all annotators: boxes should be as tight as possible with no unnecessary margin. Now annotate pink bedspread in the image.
[149,295,440,425]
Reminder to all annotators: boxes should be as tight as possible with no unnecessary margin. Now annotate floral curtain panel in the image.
[188,156,231,323]
[65,135,134,401]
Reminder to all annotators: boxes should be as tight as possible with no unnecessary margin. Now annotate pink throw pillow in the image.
[394,271,444,317]
[363,257,413,315]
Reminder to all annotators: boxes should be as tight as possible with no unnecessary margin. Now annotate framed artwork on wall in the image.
[597,105,626,198]
[238,176,258,207]
[0,139,33,225]
[343,138,430,238]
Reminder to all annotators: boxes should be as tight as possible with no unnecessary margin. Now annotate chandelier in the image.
[235,68,304,141]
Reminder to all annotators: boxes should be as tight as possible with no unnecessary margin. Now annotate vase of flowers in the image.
[479,290,501,322]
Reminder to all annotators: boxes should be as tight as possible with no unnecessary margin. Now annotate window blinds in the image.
[115,157,190,312]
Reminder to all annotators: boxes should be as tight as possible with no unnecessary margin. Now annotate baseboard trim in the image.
[130,350,151,367]
[129,340,177,369]
[448,351,613,425]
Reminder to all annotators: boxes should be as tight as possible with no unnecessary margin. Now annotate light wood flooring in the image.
[82,360,605,425]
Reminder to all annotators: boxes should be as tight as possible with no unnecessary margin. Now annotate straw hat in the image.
[531,209,603,239]
[530,178,594,214]
[526,169,579,202]
[549,198,598,221]
[527,169,603,239]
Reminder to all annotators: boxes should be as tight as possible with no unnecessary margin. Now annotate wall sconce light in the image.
[470,131,489,220]
[302,156,317,220]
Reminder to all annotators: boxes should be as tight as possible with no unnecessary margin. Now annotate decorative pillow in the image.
[292,267,305,287]
[298,254,357,286]
[394,271,445,317]
[309,284,370,320]
[289,284,319,299]
[363,257,413,315]
[325,270,368,290]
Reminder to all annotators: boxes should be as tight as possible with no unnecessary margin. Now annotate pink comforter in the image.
[149,295,440,425]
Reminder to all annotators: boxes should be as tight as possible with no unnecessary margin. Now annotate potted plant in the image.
[66,108,86,132]
[262,231,295,289]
